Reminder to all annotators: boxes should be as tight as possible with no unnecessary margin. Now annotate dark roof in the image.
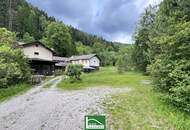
[18,41,55,53]
[69,54,97,61]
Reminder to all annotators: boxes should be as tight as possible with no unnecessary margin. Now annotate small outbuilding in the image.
[53,56,69,70]
[69,54,100,71]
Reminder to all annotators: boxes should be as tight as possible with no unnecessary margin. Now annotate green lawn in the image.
[0,84,31,102]
[58,67,147,90]
[58,67,190,129]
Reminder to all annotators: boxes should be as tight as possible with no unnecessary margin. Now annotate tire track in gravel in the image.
[0,76,130,130]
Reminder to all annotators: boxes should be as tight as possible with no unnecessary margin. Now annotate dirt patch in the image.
[0,77,130,130]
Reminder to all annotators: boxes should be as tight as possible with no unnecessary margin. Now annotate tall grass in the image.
[58,67,147,90]
[58,67,190,129]
[0,84,31,101]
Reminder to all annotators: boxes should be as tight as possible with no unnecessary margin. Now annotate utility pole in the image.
[8,0,13,30]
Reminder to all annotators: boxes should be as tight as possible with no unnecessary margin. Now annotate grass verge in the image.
[58,67,146,90]
[58,67,190,129]
[104,79,190,130]
[0,84,31,102]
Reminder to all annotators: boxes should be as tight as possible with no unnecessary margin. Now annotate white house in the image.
[20,41,54,61]
[69,54,100,70]
[17,41,101,74]
[18,41,56,75]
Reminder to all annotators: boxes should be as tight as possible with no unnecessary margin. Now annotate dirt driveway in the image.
[0,76,130,130]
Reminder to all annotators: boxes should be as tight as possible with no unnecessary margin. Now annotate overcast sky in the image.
[27,0,161,43]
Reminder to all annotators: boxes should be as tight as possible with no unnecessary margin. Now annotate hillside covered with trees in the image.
[0,0,121,61]
[1,0,189,115]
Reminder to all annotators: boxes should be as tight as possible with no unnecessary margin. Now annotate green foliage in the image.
[0,0,119,59]
[21,32,35,43]
[0,0,55,40]
[149,0,190,112]
[65,64,83,82]
[0,0,18,30]
[44,22,75,56]
[92,42,117,66]
[0,45,31,88]
[0,28,31,88]
[133,5,157,72]
[0,28,16,45]
[116,45,135,73]
[133,0,190,112]
[92,42,106,53]
[167,61,190,112]
[116,56,125,74]
[98,50,117,66]
[75,41,92,55]
[59,67,190,129]
[150,55,190,112]
[70,26,117,48]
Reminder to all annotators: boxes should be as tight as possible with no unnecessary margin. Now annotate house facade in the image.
[22,43,53,61]
[70,54,100,70]
[18,41,100,75]
[18,41,56,75]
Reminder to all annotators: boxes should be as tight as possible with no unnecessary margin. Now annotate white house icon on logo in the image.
[85,116,105,129]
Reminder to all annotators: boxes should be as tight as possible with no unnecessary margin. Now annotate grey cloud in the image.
[28,0,160,43]
[97,4,139,34]
[49,0,93,20]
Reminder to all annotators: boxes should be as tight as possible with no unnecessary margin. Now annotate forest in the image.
[131,0,190,113]
[0,0,189,114]
[0,0,121,60]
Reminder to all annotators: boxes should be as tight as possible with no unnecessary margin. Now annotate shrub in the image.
[0,28,16,45]
[0,45,31,88]
[65,64,83,82]
[150,57,190,112]
[167,61,190,112]
[116,46,135,73]
[0,28,31,88]
[116,56,125,74]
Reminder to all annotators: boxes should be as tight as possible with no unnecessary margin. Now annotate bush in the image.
[65,64,83,82]
[116,46,135,73]
[0,28,31,88]
[0,28,16,45]
[0,45,31,88]
[116,56,125,74]
[148,22,190,112]
[167,61,190,112]
[150,57,190,112]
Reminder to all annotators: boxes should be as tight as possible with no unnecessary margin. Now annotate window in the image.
[35,44,39,47]
[34,52,39,55]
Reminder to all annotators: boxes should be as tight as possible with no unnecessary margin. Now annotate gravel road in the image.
[0,76,130,130]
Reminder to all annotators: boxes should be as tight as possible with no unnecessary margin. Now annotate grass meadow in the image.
[58,67,190,130]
